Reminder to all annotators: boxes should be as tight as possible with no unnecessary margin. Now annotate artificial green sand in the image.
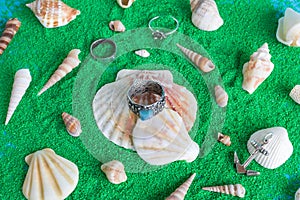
[0,0,299,199]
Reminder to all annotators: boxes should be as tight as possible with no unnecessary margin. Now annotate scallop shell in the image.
[101,160,127,184]
[26,0,80,28]
[290,85,300,104]
[242,43,274,94]
[38,49,81,96]
[166,173,196,200]
[214,85,228,107]
[0,18,21,55]
[109,20,126,32]
[176,44,215,73]
[22,148,79,200]
[247,127,293,169]
[191,0,223,31]
[295,188,300,200]
[117,0,135,8]
[135,49,150,58]
[276,8,300,47]
[132,109,199,165]
[5,69,32,125]
[202,184,246,198]
[217,132,231,146]
[62,112,82,137]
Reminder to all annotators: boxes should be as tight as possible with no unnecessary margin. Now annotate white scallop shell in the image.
[132,109,199,165]
[202,184,246,198]
[295,188,300,200]
[247,127,293,169]
[134,49,150,58]
[22,148,79,200]
[290,85,300,104]
[101,160,127,184]
[166,173,196,200]
[117,0,135,8]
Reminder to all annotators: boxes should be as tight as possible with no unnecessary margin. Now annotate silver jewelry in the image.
[127,80,166,121]
[148,16,179,40]
[90,39,117,60]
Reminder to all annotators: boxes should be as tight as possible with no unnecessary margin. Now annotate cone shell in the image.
[109,20,126,32]
[218,133,231,146]
[191,0,223,31]
[38,49,81,96]
[202,184,246,198]
[135,49,150,58]
[176,44,215,73]
[0,18,21,55]
[296,188,300,200]
[117,0,135,8]
[276,8,300,47]
[132,109,199,165]
[247,127,293,169]
[214,85,228,107]
[62,112,82,137]
[166,173,196,200]
[101,160,127,184]
[290,85,300,104]
[242,43,274,94]
[22,148,79,200]
[5,69,32,125]
[26,0,80,28]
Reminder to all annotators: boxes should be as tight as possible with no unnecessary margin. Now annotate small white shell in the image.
[202,184,246,198]
[295,188,300,200]
[247,127,293,169]
[290,85,300,104]
[117,0,135,8]
[101,160,127,184]
[109,20,126,32]
[166,173,196,200]
[134,49,150,58]
[214,85,228,107]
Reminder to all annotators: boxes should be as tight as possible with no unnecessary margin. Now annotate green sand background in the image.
[0,0,299,199]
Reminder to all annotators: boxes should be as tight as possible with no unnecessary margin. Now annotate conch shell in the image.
[26,0,80,28]
[117,0,135,8]
[109,20,126,32]
[62,112,82,137]
[290,85,300,104]
[217,133,231,146]
[166,173,196,200]
[38,49,81,96]
[276,8,300,47]
[191,0,223,31]
[202,184,246,198]
[214,85,228,107]
[5,69,32,125]
[0,18,21,55]
[242,43,274,94]
[101,160,127,184]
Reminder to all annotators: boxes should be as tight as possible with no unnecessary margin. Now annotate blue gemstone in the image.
[139,109,154,121]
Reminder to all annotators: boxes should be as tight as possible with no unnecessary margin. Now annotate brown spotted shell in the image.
[62,112,82,137]
[0,18,21,55]
[101,160,127,184]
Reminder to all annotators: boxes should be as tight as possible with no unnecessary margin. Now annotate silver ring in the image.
[127,80,166,121]
[148,16,179,40]
[90,39,117,60]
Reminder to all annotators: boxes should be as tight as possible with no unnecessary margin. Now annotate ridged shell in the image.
[109,20,126,32]
[202,184,246,198]
[290,85,300,104]
[22,148,79,200]
[191,0,223,31]
[242,43,274,94]
[0,18,21,55]
[176,44,215,73]
[276,8,300,47]
[101,160,127,184]
[38,49,81,96]
[296,188,300,200]
[26,0,80,28]
[135,49,150,58]
[132,109,199,165]
[166,173,196,200]
[5,69,32,125]
[217,133,231,146]
[62,112,82,137]
[214,85,228,107]
[247,127,293,169]
[117,0,135,8]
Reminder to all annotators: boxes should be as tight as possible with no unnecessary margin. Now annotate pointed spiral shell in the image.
[0,18,21,55]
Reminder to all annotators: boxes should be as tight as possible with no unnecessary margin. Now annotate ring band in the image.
[127,80,166,120]
[90,39,117,60]
[148,16,179,40]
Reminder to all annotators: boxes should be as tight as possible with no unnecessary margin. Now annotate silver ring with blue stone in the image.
[127,80,166,121]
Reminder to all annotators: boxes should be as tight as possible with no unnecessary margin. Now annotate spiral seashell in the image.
[5,69,32,125]
[101,160,127,184]
[62,112,82,137]
[109,20,126,32]
[166,173,196,200]
[38,49,81,96]
[135,49,150,58]
[217,132,231,146]
[242,43,274,94]
[214,85,228,107]
[0,18,21,55]
[22,148,79,200]
[202,184,246,198]
[295,188,300,200]
[26,0,80,28]
[290,85,300,104]
[191,0,223,31]
[117,0,135,8]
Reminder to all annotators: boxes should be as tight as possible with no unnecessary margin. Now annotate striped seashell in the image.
[38,49,81,96]
[176,44,215,73]
[289,85,300,104]
[214,85,228,107]
[0,18,21,55]
[26,0,80,28]
[296,188,300,200]
[217,132,231,146]
[5,69,32,125]
[101,160,127,184]
[62,112,82,137]
[202,184,246,198]
[135,49,150,58]
[109,20,126,32]
[166,173,196,200]
[117,0,135,8]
